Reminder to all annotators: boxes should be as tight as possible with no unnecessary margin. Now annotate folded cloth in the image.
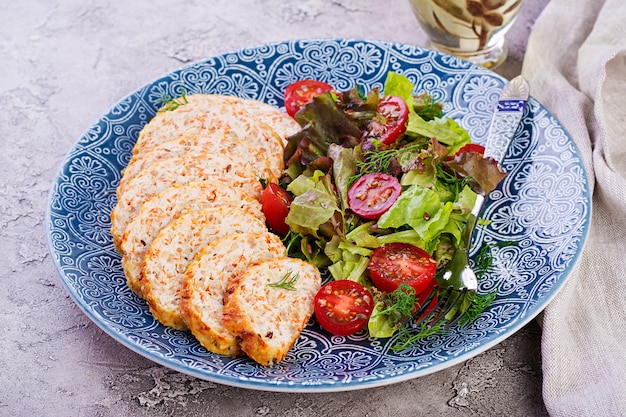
[522,0,626,415]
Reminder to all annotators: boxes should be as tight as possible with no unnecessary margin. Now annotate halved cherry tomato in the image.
[284,80,334,117]
[347,173,402,220]
[314,280,374,336]
[261,183,292,235]
[368,243,437,294]
[376,96,409,145]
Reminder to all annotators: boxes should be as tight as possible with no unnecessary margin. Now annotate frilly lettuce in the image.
[368,302,400,338]
[407,115,471,153]
[285,187,338,238]
[445,151,507,195]
[384,71,468,151]
[280,70,497,341]
[377,185,453,252]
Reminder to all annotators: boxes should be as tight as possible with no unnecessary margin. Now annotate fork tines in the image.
[409,285,470,330]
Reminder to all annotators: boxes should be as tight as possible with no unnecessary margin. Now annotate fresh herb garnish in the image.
[413,92,444,121]
[389,289,497,351]
[370,284,416,324]
[391,319,447,352]
[349,141,426,185]
[473,240,517,276]
[435,161,471,195]
[281,231,303,258]
[457,291,497,328]
[268,270,299,291]
[157,88,189,113]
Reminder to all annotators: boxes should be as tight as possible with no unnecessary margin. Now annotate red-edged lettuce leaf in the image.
[283,92,362,168]
[444,152,507,195]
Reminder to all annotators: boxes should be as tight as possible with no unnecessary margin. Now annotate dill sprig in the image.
[473,240,517,276]
[435,161,471,195]
[268,270,299,291]
[389,290,497,352]
[457,291,497,328]
[391,319,447,352]
[281,231,303,258]
[371,284,416,322]
[349,141,426,185]
[157,88,189,113]
[413,92,444,121]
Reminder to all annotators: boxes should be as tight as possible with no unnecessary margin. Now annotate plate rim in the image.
[45,37,592,392]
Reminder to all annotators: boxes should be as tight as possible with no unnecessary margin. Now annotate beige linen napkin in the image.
[522,0,626,415]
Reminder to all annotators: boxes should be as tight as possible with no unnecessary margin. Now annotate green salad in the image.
[263,72,505,347]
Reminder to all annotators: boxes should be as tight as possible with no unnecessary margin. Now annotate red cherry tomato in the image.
[376,96,409,145]
[284,80,334,117]
[456,143,485,155]
[446,143,486,161]
[261,183,293,235]
[414,278,438,321]
[314,280,374,336]
[368,243,437,294]
[347,173,402,220]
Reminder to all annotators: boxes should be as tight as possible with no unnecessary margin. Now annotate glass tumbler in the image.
[409,0,524,69]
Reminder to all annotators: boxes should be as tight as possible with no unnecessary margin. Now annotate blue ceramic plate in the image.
[46,39,590,392]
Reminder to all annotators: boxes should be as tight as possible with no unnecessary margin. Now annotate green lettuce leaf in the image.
[433,233,456,267]
[368,302,400,338]
[377,184,454,251]
[376,229,426,249]
[441,218,464,247]
[453,184,478,215]
[378,186,438,231]
[328,144,357,211]
[327,259,369,285]
[298,235,332,267]
[406,114,471,151]
[344,221,378,247]
[286,173,317,196]
[285,187,338,237]
[383,71,415,101]
[401,167,456,203]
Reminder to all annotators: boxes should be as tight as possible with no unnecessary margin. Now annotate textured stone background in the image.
[1,0,549,416]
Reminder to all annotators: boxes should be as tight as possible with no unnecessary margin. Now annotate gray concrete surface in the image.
[1,0,549,416]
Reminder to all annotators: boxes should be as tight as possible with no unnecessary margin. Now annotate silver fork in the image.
[408,194,483,331]
[408,75,530,332]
